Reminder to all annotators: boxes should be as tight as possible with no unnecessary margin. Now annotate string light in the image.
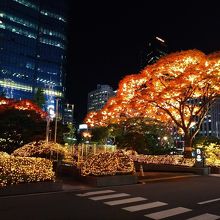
[81,150,134,176]
[12,140,77,166]
[0,152,55,187]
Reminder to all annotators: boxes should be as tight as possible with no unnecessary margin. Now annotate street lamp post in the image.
[54,98,59,143]
[46,116,50,144]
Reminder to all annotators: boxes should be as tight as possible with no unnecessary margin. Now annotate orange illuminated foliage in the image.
[85,50,220,156]
[0,97,47,118]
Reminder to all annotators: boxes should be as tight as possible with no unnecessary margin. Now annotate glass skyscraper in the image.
[0,0,67,114]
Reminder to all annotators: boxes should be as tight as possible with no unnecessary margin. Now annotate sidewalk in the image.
[59,177,93,191]
[60,171,198,191]
[137,171,198,183]
[0,172,199,197]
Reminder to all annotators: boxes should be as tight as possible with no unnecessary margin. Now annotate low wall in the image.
[79,174,138,187]
[135,162,210,175]
[0,181,62,196]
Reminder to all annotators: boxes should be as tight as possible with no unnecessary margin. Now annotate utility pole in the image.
[54,98,59,143]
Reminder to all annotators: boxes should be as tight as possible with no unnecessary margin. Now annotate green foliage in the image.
[33,88,46,109]
[0,108,46,153]
[63,123,77,145]
[193,135,220,148]
[91,126,109,144]
[91,117,174,154]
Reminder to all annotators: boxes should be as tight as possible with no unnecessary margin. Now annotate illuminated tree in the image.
[85,50,220,157]
[0,97,47,153]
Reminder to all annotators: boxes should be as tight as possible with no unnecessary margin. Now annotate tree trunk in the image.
[183,134,193,158]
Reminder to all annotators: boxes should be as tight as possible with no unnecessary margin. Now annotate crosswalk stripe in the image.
[186,213,220,220]
[104,197,147,206]
[198,198,220,205]
[122,201,167,212]
[145,207,192,219]
[209,174,220,177]
[89,193,130,201]
[76,190,115,197]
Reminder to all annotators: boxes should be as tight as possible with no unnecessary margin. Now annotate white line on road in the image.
[186,213,220,220]
[89,193,130,201]
[145,207,191,219]
[123,201,167,212]
[104,197,147,206]
[76,190,115,197]
[209,174,220,177]
[198,198,220,205]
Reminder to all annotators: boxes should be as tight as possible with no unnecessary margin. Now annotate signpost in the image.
[195,148,205,168]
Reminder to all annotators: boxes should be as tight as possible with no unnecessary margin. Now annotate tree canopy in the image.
[85,50,220,156]
[0,97,47,153]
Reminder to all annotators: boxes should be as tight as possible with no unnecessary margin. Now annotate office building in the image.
[63,103,74,125]
[87,84,116,112]
[199,99,220,138]
[140,36,168,69]
[0,0,67,114]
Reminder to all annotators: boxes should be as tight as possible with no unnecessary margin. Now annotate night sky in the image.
[66,1,220,125]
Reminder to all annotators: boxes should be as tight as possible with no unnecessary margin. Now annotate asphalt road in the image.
[1,175,220,220]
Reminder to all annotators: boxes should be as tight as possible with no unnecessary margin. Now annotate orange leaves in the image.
[85,50,220,129]
[0,97,47,118]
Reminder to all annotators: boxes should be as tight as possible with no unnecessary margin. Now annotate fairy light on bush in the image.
[0,152,55,187]
[81,150,134,176]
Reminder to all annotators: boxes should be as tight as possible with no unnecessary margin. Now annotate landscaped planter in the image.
[135,162,210,175]
[80,174,138,187]
[0,181,62,196]
[210,167,220,174]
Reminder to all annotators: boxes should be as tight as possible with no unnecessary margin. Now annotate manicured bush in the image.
[0,152,55,187]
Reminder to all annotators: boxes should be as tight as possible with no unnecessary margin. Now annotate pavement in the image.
[60,171,198,191]
[0,171,200,197]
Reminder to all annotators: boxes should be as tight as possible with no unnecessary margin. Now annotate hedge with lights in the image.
[129,154,195,167]
[0,151,55,187]
[202,144,220,167]
[81,150,134,176]
[12,141,77,166]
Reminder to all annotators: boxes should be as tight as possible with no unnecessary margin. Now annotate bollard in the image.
[139,164,144,177]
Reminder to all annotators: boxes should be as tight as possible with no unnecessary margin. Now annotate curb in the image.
[138,174,199,183]
[0,181,62,197]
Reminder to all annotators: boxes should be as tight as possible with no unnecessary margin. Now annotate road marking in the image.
[145,207,191,219]
[198,198,220,205]
[209,174,220,177]
[76,190,115,197]
[104,197,147,206]
[123,201,167,212]
[89,193,130,201]
[186,213,220,220]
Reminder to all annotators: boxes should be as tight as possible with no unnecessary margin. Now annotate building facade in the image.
[87,84,116,112]
[140,36,168,69]
[0,0,67,114]
[199,99,220,138]
[63,103,74,125]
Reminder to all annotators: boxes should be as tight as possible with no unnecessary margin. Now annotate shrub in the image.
[0,152,55,187]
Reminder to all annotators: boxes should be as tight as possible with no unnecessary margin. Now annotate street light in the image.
[54,98,59,143]
[45,107,53,144]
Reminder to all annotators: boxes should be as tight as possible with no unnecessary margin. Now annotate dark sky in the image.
[66,1,220,124]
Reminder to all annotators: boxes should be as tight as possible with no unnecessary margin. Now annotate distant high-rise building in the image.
[0,0,67,114]
[199,99,220,138]
[140,36,168,69]
[87,84,116,112]
[63,103,74,125]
